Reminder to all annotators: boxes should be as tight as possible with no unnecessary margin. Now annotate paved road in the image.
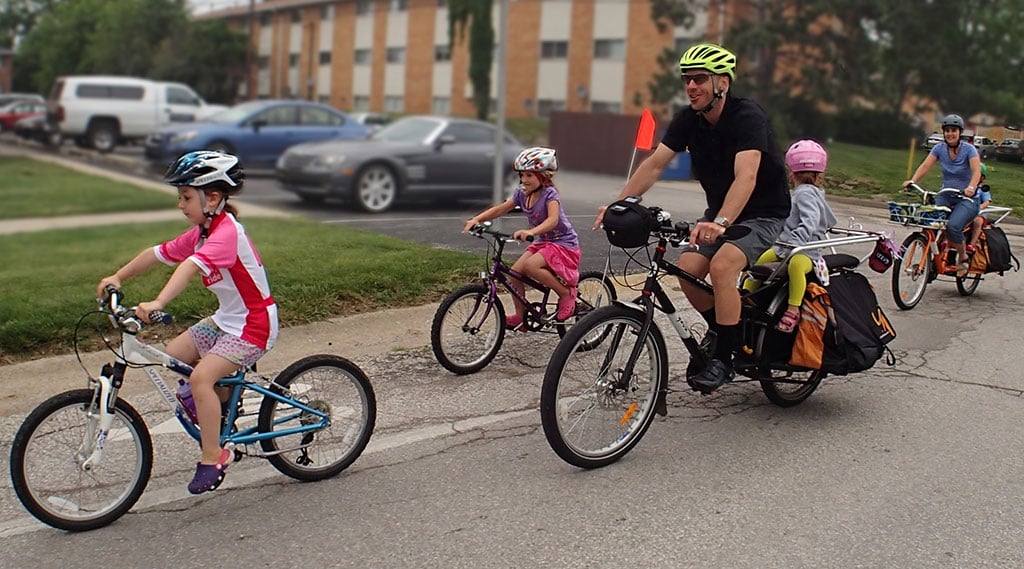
[2,138,1024,568]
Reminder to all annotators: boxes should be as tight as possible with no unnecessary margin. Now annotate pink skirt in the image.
[526,242,581,287]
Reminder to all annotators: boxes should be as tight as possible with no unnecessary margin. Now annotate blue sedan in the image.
[144,100,370,169]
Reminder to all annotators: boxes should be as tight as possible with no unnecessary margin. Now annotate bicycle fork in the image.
[78,362,126,472]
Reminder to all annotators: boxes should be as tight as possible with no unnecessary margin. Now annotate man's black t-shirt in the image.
[660,95,790,222]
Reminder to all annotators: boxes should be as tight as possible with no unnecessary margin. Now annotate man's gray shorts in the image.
[687,217,786,267]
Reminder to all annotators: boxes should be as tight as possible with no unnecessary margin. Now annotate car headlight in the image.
[169,131,197,143]
[312,154,346,169]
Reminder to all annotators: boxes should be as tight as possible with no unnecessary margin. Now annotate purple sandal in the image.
[188,448,233,495]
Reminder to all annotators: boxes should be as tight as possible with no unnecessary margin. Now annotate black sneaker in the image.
[685,331,717,382]
[691,358,735,394]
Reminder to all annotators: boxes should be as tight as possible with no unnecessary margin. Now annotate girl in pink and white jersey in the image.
[97,150,277,494]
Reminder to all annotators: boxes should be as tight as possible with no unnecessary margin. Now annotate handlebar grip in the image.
[148,311,173,325]
[524,235,535,243]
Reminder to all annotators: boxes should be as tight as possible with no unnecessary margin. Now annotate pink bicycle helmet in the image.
[785,139,828,173]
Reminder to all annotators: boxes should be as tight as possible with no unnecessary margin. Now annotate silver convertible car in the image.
[274,115,523,213]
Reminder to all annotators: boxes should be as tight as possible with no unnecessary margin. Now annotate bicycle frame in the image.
[83,319,333,470]
[473,224,564,330]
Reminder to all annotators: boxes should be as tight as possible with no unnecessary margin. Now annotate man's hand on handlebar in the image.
[691,220,725,245]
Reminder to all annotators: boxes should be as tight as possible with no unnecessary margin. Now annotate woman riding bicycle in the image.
[903,113,982,277]
[96,150,277,494]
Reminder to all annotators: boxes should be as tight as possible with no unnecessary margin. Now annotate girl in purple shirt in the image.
[463,147,581,327]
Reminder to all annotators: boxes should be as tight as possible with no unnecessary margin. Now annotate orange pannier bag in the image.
[789,282,830,370]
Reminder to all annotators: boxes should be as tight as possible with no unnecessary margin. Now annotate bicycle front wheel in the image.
[540,305,667,469]
[892,232,931,310]
[431,283,505,375]
[258,354,376,482]
[9,389,153,532]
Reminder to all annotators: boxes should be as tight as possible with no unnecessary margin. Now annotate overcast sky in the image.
[189,0,250,15]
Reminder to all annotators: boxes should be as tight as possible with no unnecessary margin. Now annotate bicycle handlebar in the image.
[904,182,970,201]
[469,222,535,243]
[100,285,173,333]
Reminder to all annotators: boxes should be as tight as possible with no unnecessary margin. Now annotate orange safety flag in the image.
[634,108,656,150]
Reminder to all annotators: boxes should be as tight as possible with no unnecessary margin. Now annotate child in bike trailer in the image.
[968,162,992,253]
[463,146,581,329]
[96,150,278,495]
[742,139,836,333]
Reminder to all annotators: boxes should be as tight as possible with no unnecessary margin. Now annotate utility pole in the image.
[491,0,509,223]
[246,0,254,101]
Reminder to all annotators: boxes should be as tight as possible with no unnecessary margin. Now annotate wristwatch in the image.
[713,216,730,228]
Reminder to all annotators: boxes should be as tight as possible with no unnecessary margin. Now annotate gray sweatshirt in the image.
[773,183,837,261]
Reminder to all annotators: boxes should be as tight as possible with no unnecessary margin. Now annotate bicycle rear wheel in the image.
[258,355,376,482]
[558,271,618,350]
[540,305,667,469]
[892,232,931,310]
[758,369,826,407]
[9,389,153,532]
[956,272,981,295]
[431,283,505,375]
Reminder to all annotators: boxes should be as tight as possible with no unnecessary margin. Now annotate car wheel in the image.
[87,120,118,153]
[353,164,398,213]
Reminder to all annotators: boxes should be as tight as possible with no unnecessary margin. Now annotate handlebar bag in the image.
[603,199,658,248]
[790,271,896,375]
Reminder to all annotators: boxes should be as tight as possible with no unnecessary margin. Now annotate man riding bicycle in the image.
[595,43,791,392]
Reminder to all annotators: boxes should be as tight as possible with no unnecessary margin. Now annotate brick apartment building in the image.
[203,0,724,118]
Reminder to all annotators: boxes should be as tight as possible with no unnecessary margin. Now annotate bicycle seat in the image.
[748,253,860,280]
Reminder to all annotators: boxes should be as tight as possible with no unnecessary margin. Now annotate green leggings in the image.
[742,250,813,307]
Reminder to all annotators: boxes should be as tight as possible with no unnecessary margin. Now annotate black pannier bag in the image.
[981,226,1020,275]
[602,198,659,248]
[819,271,896,375]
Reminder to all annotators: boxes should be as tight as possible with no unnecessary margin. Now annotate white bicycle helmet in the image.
[164,150,245,191]
[514,146,558,173]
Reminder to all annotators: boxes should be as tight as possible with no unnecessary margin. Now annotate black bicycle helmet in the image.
[164,150,245,191]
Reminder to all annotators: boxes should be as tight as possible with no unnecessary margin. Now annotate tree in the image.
[647,0,700,110]
[0,0,58,48]
[152,19,247,104]
[449,0,493,120]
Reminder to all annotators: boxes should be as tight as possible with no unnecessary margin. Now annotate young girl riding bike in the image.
[463,146,581,328]
[96,150,277,494]
[743,139,836,332]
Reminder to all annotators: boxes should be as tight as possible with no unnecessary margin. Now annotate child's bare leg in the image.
[164,332,230,404]
[969,217,984,247]
[509,251,535,317]
[522,253,570,298]
[190,355,242,463]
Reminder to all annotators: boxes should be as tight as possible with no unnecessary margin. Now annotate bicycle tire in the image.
[10,389,153,532]
[258,354,376,482]
[540,305,667,469]
[956,272,981,296]
[431,283,505,375]
[751,289,826,407]
[556,271,618,350]
[892,232,931,310]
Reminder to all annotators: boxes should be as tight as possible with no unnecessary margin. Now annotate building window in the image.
[432,96,450,115]
[289,53,299,67]
[386,47,405,64]
[352,95,370,111]
[540,40,568,59]
[390,0,408,11]
[356,0,372,15]
[291,10,301,23]
[593,39,625,60]
[384,95,404,112]
[354,48,371,64]
[591,101,621,114]
[537,99,566,118]
[437,0,446,6]
[319,51,331,65]
[434,44,451,62]
[257,55,270,69]
[260,12,271,26]
[322,5,334,20]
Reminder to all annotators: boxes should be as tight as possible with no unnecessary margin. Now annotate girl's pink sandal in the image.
[775,307,800,333]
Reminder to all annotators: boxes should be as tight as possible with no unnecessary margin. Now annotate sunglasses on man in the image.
[680,72,714,85]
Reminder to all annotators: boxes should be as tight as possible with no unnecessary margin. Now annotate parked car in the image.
[46,75,227,153]
[275,115,522,213]
[923,131,943,148]
[994,138,1023,162]
[12,114,59,145]
[964,135,996,158]
[0,100,46,131]
[144,99,371,169]
[350,112,391,134]
[0,93,44,107]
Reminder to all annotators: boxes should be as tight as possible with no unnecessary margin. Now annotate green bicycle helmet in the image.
[678,43,737,80]
[980,162,987,178]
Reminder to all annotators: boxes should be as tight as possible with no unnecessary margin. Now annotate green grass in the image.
[0,218,481,362]
[0,156,172,219]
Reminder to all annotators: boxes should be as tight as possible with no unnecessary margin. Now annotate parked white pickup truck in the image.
[45,75,227,152]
